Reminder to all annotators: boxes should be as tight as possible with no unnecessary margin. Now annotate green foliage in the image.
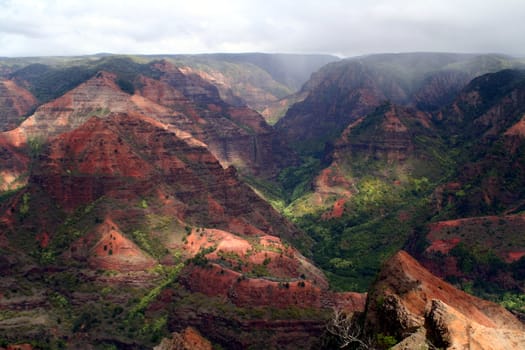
[49,292,69,309]
[138,315,167,343]
[188,246,217,267]
[279,157,321,202]
[249,264,269,278]
[130,229,166,260]
[14,64,95,103]
[450,243,506,277]
[128,263,183,319]
[241,175,286,211]
[116,78,135,94]
[329,257,353,269]
[289,173,433,291]
[499,293,525,313]
[27,137,45,160]
[72,310,100,332]
[442,242,525,300]
[376,333,398,348]
[19,192,30,216]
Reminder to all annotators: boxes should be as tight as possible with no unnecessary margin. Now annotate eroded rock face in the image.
[10,63,283,177]
[277,53,522,152]
[141,60,285,177]
[425,299,525,350]
[304,103,436,211]
[8,112,306,270]
[0,80,37,131]
[177,227,366,311]
[0,136,28,192]
[366,251,525,349]
[68,218,157,272]
[333,104,433,164]
[154,327,212,350]
[275,60,399,147]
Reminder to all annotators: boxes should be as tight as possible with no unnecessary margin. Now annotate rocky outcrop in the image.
[365,251,525,349]
[154,327,212,350]
[69,218,157,272]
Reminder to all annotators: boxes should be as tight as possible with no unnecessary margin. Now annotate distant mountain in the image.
[165,53,338,117]
[192,52,340,90]
[0,56,292,178]
[435,69,525,217]
[0,53,337,118]
[276,52,525,155]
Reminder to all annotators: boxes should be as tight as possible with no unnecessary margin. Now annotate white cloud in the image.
[0,0,524,57]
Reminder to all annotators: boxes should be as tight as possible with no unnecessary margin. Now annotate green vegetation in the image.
[187,246,217,267]
[376,333,398,348]
[128,264,183,318]
[19,192,30,216]
[281,153,435,291]
[499,293,525,313]
[441,243,523,298]
[130,229,166,260]
[116,78,135,94]
[279,157,321,202]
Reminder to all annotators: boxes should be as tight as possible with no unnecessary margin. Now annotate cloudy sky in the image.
[1,0,524,58]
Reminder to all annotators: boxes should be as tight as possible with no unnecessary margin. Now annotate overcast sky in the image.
[1,0,524,58]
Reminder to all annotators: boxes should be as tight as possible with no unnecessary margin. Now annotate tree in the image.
[326,308,373,349]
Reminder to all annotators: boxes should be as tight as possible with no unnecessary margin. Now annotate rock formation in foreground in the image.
[364,250,525,349]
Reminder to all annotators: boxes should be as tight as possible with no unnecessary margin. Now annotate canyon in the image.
[0,52,524,349]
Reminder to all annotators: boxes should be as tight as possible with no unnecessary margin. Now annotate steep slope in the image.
[284,103,448,291]
[0,135,28,192]
[0,79,37,131]
[0,112,354,348]
[363,251,525,349]
[139,60,285,177]
[17,113,298,240]
[291,103,441,213]
[401,70,525,302]
[433,69,525,217]
[276,53,524,154]
[8,61,284,177]
[279,64,525,298]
